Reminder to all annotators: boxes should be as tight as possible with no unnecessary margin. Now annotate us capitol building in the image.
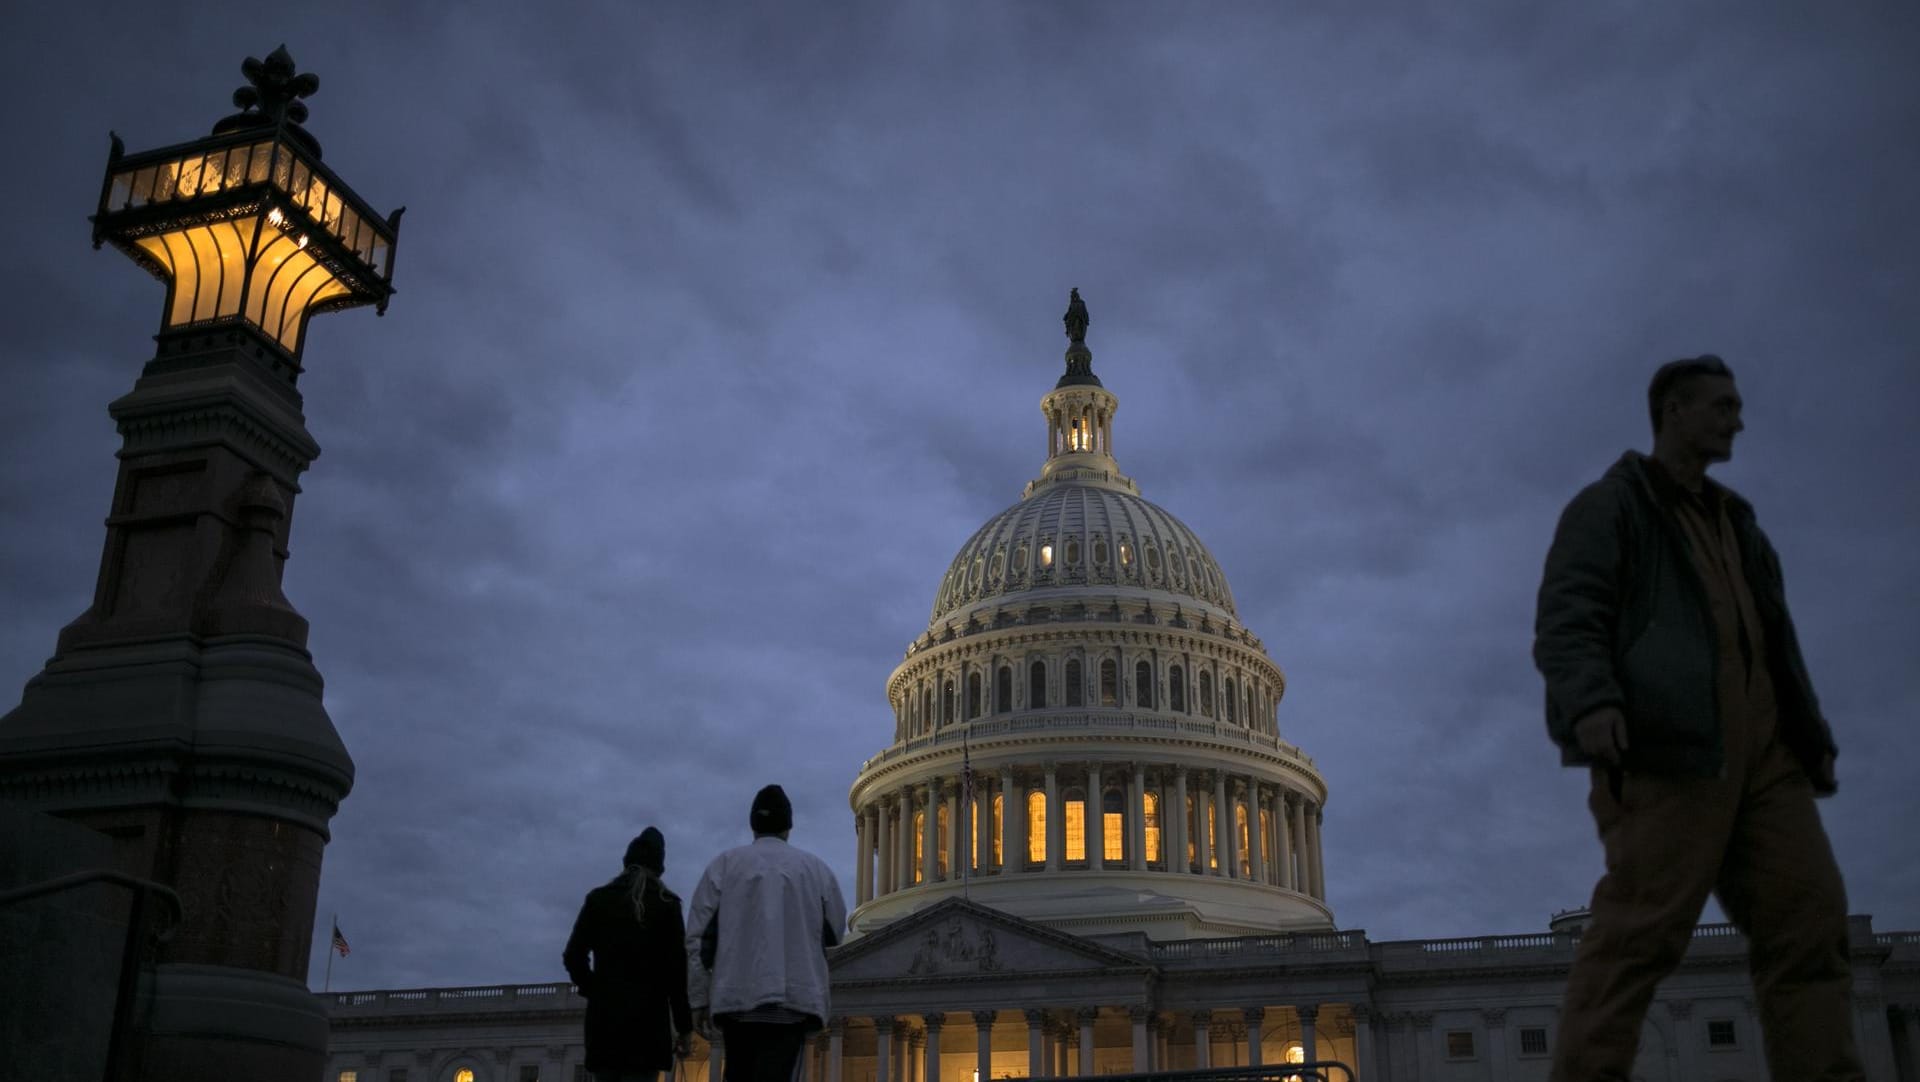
[324,295,1920,1082]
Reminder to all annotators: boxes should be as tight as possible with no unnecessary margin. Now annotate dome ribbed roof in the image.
[929,483,1238,625]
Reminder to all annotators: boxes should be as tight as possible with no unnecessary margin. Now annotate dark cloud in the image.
[2,2,1916,989]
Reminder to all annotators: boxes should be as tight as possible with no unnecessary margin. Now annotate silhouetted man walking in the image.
[686,784,847,1082]
[1534,355,1863,1081]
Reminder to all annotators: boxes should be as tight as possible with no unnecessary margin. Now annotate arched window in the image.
[1065,659,1083,707]
[1027,790,1047,864]
[937,802,950,879]
[1102,788,1126,862]
[1236,801,1251,878]
[942,679,956,726]
[1144,791,1162,864]
[913,809,926,883]
[1064,788,1087,862]
[1169,666,1186,712]
[996,666,1013,713]
[1135,661,1154,709]
[991,792,1003,865]
[1099,659,1118,706]
[1224,677,1238,724]
[1029,660,1047,709]
[1260,805,1275,881]
[966,672,982,718]
[1200,673,1214,718]
[1208,799,1220,872]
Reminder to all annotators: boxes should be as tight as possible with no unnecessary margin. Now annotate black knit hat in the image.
[623,827,665,873]
[750,784,793,835]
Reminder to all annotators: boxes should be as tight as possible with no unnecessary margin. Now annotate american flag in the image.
[331,921,351,957]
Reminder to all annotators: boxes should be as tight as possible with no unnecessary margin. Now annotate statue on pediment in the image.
[907,919,1002,975]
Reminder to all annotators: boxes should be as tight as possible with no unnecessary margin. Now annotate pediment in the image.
[830,897,1150,983]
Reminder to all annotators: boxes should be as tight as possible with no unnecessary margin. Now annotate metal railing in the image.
[0,869,184,1082]
[1047,1063,1352,1082]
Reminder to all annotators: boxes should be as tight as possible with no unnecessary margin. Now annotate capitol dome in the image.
[847,290,1332,941]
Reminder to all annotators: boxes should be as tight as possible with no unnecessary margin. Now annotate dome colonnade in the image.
[848,291,1331,938]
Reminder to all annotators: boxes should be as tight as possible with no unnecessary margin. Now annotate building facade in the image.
[323,297,1920,1082]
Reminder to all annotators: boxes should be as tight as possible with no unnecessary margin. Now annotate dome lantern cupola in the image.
[1030,289,1137,498]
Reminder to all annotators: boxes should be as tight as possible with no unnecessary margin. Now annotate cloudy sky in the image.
[2,3,1915,992]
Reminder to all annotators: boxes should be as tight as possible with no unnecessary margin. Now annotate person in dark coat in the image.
[1534,356,1862,1081]
[565,828,694,1082]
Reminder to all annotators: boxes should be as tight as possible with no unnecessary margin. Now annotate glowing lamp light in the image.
[90,46,401,374]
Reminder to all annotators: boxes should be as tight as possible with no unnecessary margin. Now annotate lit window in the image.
[991,793,1003,864]
[1445,1031,1475,1059]
[1207,801,1219,870]
[1707,1019,1736,1048]
[1236,802,1251,878]
[1144,792,1162,863]
[457,1072,475,1082]
[1064,790,1087,861]
[1039,542,1053,568]
[913,810,925,882]
[1027,791,1047,863]
[1103,789,1125,862]
[1519,1028,1548,1056]
[339,1073,358,1082]
[936,804,949,878]
[1119,540,1133,566]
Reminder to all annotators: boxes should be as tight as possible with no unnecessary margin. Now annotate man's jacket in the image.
[1534,451,1837,788]
[685,835,848,1024]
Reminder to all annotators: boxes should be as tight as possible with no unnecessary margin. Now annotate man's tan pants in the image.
[1550,737,1862,1082]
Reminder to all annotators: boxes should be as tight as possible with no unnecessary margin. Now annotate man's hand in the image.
[1574,706,1629,765]
[692,1008,713,1041]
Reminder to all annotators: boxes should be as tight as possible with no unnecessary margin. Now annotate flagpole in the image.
[324,911,336,993]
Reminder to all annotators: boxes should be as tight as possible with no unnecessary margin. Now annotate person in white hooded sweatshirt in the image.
[686,784,848,1082]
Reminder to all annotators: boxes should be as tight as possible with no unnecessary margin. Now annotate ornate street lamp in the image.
[92,44,401,376]
[0,46,401,1082]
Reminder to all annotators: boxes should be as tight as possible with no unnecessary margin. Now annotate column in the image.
[1087,763,1105,871]
[1247,784,1267,886]
[856,808,873,905]
[1291,796,1310,896]
[1044,763,1062,872]
[1350,1005,1375,1082]
[1129,763,1148,871]
[875,1018,895,1082]
[1077,1008,1097,1076]
[1026,1010,1047,1079]
[1242,1006,1264,1066]
[876,802,893,898]
[828,1019,846,1082]
[1483,1008,1508,1082]
[898,785,916,890]
[1056,1022,1071,1076]
[1001,766,1021,874]
[1411,1012,1436,1080]
[1272,790,1292,889]
[1130,1007,1151,1072]
[1192,1010,1212,1069]
[973,1011,995,1082]
[1212,771,1231,876]
[921,782,939,884]
[946,781,963,880]
[1308,804,1326,900]
[908,1031,923,1082]
[1298,1005,1318,1066]
[923,1014,944,1082]
[1172,768,1190,873]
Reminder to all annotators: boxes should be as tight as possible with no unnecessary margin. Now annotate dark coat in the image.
[1534,451,1837,786]
[563,872,694,1074]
